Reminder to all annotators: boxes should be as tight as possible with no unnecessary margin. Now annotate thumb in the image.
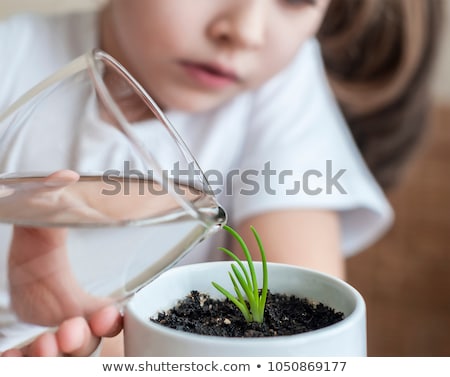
[9,226,68,264]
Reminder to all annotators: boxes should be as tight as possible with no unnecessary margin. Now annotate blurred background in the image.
[1,0,449,356]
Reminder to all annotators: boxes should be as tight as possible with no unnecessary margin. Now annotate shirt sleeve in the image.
[0,12,98,112]
[232,39,393,256]
[0,15,27,110]
[0,13,50,109]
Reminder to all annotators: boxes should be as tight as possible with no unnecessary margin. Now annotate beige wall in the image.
[1,0,449,103]
[0,0,105,15]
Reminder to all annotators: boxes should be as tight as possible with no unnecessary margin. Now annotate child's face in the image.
[104,0,330,113]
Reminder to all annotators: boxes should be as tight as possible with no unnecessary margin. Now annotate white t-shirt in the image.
[0,11,393,349]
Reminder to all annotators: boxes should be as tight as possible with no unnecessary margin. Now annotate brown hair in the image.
[318,0,443,189]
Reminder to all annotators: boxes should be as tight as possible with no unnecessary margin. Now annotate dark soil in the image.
[151,290,344,337]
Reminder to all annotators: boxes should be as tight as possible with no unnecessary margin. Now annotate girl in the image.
[0,0,442,356]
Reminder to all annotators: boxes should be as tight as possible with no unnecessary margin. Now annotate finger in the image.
[1,348,23,357]
[11,226,67,259]
[43,170,80,189]
[56,317,100,357]
[90,305,123,338]
[26,332,60,357]
[1,333,60,357]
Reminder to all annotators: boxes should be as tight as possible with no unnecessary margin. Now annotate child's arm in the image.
[234,209,344,279]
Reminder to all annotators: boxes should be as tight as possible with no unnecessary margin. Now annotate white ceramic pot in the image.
[124,262,366,356]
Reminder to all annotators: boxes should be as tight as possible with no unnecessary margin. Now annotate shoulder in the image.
[0,13,42,58]
[247,38,340,140]
[242,38,345,156]
[229,40,394,255]
[0,11,98,59]
[0,11,98,108]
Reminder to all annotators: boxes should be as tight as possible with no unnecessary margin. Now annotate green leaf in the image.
[223,226,259,299]
[218,247,252,288]
[211,281,251,322]
[230,264,256,310]
[212,225,269,324]
[251,226,268,318]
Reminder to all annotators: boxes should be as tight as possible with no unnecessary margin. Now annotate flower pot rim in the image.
[127,261,366,344]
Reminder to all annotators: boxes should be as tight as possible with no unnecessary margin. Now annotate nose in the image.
[208,1,268,49]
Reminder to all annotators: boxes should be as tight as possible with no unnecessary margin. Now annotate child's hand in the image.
[8,225,111,326]
[3,223,123,356]
[1,305,123,356]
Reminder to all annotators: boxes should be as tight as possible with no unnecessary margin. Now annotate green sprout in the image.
[212,225,268,323]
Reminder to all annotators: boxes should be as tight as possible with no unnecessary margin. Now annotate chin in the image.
[145,80,241,114]
[163,94,231,114]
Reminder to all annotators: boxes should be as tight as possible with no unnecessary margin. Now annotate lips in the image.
[180,61,240,89]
